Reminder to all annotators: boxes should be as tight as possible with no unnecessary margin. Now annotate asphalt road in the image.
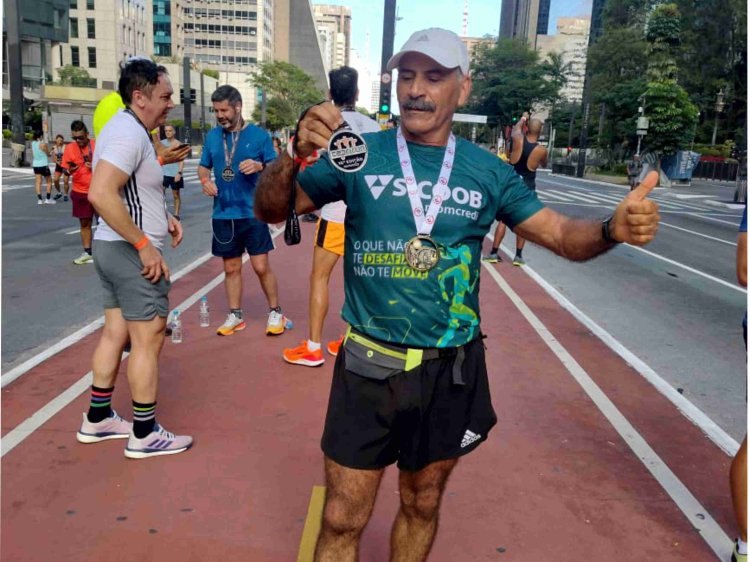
[2,165,746,441]
[2,160,216,370]
[499,173,746,441]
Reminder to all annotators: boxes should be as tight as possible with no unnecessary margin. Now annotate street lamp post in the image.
[635,106,649,157]
[711,87,725,146]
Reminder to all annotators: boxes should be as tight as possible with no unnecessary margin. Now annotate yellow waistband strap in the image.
[345,326,423,371]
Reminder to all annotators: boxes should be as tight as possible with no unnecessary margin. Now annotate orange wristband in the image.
[157,156,165,166]
[133,235,149,250]
[200,177,210,185]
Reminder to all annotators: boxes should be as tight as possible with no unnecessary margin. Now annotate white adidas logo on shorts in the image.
[460,429,481,448]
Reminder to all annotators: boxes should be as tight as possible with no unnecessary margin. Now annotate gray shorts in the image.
[93,240,171,321]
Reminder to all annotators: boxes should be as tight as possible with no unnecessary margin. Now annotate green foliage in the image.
[3,129,12,139]
[646,3,681,45]
[642,79,698,155]
[588,26,649,149]
[247,61,324,130]
[467,39,562,127]
[202,69,219,80]
[54,65,97,87]
[25,132,33,141]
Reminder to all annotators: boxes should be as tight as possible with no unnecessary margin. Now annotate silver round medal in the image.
[327,128,368,173]
[404,235,440,271]
[222,166,235,182]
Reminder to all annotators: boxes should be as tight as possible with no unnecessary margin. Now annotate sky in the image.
[314,0,594,76]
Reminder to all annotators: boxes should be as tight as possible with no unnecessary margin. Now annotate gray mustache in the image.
[403,99,436,112]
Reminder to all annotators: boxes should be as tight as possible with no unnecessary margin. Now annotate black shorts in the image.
[522,175,536,191]
[163,175,184,190]
[321,337,497,472]
[33,166,51,177]
[54,164,66,175]
[211,217,274,258]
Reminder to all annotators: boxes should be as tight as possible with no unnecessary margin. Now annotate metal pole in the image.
[183,56,192,144]
[6,0,27,152]
[200,71,206,143]
[379,0,396,115]
[711,113,719,146]
[260,88,267,129]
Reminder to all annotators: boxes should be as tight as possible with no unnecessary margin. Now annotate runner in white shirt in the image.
[283,66,381,367]
[77,58,193,459]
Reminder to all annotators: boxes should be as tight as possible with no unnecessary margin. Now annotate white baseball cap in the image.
[387,28,470,75]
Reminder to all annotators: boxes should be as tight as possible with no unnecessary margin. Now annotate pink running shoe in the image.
[76,410,132,443]
[124,423,193,459]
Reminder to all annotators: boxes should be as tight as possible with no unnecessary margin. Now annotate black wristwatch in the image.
[601,215,620,244]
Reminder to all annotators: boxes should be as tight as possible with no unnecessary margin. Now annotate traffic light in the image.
[379,84,391,115]
[179,88,197,104]
[511,116,518,123]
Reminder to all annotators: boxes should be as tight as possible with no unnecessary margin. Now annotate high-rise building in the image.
[499,0,550,48]
[182,0,274,119]
[54,0,153,90]
[312,4,351,73]
[153,0,184,58]
[274,0,329,93]
[536,16,590,102]
[2,0,69,96]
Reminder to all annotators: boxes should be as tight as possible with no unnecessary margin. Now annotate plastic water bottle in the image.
[285,317,294,330]
[171,311,183,343]
[199,296,210,327]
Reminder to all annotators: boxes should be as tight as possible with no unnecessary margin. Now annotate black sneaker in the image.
[302,213,318,223]
[54,193,63,200]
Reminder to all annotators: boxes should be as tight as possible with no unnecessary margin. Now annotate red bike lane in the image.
[1,226,737,561]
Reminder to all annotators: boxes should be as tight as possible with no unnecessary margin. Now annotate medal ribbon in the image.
[396,127,456,236]
[222,128,240,170]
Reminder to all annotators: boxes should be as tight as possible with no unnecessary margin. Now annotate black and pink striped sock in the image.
[132,401,157,438]
[86,385,114,423]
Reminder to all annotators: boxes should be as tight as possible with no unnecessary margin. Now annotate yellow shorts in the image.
[314,218,345,256]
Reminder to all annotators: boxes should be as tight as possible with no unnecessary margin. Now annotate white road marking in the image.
[659,221,737,246]
[1,228,284,454]
[483,260,733,561]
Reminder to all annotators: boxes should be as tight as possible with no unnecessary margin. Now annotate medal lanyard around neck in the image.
[396,127,456,236]
[222,119,243,169]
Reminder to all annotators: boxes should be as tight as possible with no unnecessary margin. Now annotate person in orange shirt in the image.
[62,120,96,264]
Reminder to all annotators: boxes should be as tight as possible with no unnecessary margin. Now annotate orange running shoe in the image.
[326,336,344,357]
[283,341,325,367]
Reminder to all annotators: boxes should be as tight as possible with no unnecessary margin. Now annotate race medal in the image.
[222,166,235,182]
[396,127,457,271]
[404,235,440,271]
[328,126,368,173]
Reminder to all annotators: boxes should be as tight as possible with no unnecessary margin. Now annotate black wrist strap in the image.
[284,101,326,246]
[601,215,619,244]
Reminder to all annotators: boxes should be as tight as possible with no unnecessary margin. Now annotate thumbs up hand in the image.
[610,171,660,245]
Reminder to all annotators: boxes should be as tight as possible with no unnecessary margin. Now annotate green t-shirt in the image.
[298,128,544,348]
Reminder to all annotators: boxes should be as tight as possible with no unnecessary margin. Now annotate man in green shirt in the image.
[256,27,660,562]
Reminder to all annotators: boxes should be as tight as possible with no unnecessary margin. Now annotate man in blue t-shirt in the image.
[198,85,287,336]
[255,28,661,561]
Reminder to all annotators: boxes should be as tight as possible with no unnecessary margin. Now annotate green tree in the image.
[247,61,324,131]
[468,38,560,128]
[642,3,698,156]
[202,68,219,80]
[54,65,96,87]
[588,26,649,150]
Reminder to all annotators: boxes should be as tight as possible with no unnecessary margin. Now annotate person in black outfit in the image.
[483,112,548,265]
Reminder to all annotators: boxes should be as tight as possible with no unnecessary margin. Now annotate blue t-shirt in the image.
[297,128,544,348]
[739,207,747,233]
[200,124,277,219]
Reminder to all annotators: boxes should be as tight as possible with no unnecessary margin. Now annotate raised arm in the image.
[508,113,528,165]
[514,171,660,261]
[255,103,342,224]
